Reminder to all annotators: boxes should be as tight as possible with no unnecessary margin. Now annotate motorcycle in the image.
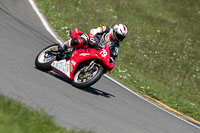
[35,28,115,88]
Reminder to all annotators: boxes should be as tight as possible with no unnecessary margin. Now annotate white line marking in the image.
[29,0,200,130]
[29,0,62,44]
[104,75,200,129]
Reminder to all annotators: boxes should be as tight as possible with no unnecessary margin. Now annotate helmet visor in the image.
[114,30,125,42]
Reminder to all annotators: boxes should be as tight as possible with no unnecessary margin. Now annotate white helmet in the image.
[113,24,128,42]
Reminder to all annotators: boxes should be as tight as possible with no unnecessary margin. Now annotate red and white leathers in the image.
[61,25,127,61]
[89,26,120,61]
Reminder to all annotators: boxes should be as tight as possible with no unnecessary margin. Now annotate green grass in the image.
[0,95,90,133]
[35,0,200,121]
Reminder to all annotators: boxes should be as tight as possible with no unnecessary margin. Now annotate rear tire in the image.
[72,64,103,88]
[35,44,59,71]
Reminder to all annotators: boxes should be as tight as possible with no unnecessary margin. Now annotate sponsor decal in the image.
[51,60,70,78]
[70,64,73,72]
[79,53,90,56]
[71,60,76,66]
[67,64,69,72]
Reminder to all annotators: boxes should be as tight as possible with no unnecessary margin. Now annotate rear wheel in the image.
[72,64,103,88]
[35,44,59,71]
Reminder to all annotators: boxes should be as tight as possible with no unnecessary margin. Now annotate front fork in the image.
[83,60,96,73]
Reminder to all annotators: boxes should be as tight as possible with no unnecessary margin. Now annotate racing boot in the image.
[57,40,72,60]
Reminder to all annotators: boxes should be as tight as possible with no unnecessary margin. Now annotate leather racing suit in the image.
[63,26,119,62]
[89,26,119,62]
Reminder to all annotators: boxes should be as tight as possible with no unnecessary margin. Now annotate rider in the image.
[59,24,128,62]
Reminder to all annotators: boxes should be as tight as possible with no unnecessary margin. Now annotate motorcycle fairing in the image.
[51,27,115,80]
[71,27,83,39]
[69,44,115,78]
[51,59,71,78]
[69,49,100,79]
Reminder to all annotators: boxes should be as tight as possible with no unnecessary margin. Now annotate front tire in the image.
[72,64,103,88]
[35,44,59,71]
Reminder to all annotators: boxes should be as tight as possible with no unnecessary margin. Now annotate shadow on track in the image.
[81,87,115,98]
[47,71,115,98]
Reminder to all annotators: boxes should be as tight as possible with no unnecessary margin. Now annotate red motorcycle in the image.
[35,28,115,88]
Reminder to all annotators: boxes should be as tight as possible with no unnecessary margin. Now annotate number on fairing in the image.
[100,49,107,57]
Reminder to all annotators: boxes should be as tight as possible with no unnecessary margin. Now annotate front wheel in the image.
[72,64,103,88]
[35,44,59,71]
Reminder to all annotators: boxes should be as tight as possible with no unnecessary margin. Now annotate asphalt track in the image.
[0,0,199,133]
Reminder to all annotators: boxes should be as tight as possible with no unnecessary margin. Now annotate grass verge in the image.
[35,0,200,121]
[0,95,90,133]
